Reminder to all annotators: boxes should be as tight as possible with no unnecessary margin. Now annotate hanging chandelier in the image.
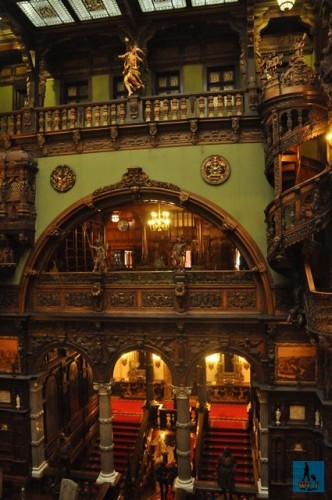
[147,204,171,232]
[277,0,295,11]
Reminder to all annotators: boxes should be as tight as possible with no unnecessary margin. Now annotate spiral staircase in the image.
[259,42,332,346]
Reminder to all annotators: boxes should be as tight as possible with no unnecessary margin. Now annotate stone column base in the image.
[96,470,120,485]
[257,479,269,498]
[174,476,195,492]
[31,461,48,478]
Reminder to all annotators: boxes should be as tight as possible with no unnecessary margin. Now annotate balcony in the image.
[0,89,259,156]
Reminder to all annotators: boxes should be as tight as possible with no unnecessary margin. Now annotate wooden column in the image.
[30,378,48,478]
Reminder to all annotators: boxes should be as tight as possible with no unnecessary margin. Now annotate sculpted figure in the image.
[118,38,147,96]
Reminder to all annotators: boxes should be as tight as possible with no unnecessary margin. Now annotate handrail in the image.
[130,407,150,482]
[265,164,332,254]
[193,409,207,480]
[0,89,246,136]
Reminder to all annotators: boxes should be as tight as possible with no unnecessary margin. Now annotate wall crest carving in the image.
[200,155,231,185]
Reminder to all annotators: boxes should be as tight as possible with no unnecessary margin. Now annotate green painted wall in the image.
[44,78,59,107]
[0,85,13,112]
[183,65,204,93]
[92,74,110,102]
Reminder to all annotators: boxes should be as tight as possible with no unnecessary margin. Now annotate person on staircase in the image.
[155,454,170,500]
[216,447,236,500]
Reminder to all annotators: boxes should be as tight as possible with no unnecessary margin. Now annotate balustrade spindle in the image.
[95,105,100,127]
[180,98,187,119]
[1,116,8,135]
[16,114,22,135]
[208,96,214,117]
[54,109,60,131]
[69,108,76,129]
[145,100,151,122]
[46,111,52,132]
[162,99,169,121]
[298,109,303,127]
[102,105,108,126]
[154,100,160,121]
[38,112,45,132]
[118,103,125,124]
[110,104,117,125]
[9,116,14,135]
[198,96,205,118]
[235,94,243,115]
[226,94,233,116]
[85,106,92,127]
[61,109,68,130]
[217,95,224,117]
[171,98,179,120]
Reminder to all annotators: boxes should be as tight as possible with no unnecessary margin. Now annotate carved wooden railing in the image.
[0,90,245,137]
[29,269,261,315]
[265,164,332,262]
[304,260,332,339]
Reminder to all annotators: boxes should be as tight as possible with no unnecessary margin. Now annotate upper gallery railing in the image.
[0,90,246,136]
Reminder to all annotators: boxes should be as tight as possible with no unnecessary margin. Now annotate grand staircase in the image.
[113,419,141,474]
[199,423,255,486]
[85,418,141,475]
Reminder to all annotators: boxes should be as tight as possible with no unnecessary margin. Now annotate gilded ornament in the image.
[50,165,76,192]
[201,155,231,185]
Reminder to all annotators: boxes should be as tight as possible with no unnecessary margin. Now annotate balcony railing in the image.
[304,261,332,337]
[0,90,246,136]
[265,165,332,259]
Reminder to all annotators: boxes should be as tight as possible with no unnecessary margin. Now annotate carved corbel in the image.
[110,125,119,149]
[189,119,198,144]
[231,117,240,142]
[37,133,47,156]
[173,271,188,313]
[149,122,158,147]
[179,190,190,205]
[220,216,237,232]
[72,129,82,153]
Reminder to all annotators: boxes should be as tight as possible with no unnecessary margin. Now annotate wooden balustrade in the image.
[265,165,332,257]
[0,91,245,137]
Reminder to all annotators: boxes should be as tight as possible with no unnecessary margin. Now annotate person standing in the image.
[216,447,236,500]
[155,455,170,500]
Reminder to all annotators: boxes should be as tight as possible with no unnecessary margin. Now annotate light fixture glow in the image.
[111,211,120,223]
[277,0,295,11]
[147,204,170,232]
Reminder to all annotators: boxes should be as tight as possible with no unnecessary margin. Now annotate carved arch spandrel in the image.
[20,167,274,314]
[184,338,268,387]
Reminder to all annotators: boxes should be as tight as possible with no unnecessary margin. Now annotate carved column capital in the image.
[93,381,113,395]
[172,385,192,399]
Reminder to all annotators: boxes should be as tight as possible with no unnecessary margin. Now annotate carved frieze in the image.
[142,292,173,308]
[109,292,137,308]
[227,291,257,309]
[189,292,222,309]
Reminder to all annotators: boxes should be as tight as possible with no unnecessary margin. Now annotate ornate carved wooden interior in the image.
[0,0,332,499]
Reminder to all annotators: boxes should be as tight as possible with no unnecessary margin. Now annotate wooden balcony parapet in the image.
[265,165,332,260]
[0,90,245,137]
[28,269,264,315]
[304,261,332,340]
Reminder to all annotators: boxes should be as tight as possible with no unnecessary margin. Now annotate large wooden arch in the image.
[20,167,274,315]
